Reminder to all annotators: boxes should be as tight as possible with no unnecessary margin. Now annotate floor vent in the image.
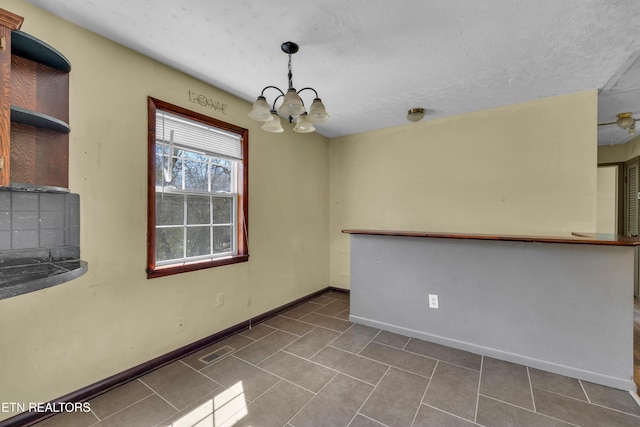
[198,345,235,364]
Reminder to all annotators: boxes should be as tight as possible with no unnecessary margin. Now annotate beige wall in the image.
[598,135,640,164]
[596,165,618,234]
[0,1,602,418]
[330,91,598,288]
[0,1,330,418]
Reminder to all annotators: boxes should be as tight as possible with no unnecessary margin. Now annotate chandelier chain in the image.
[287,54,293,89]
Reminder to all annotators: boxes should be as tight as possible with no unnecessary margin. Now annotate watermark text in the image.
[1,401,91,413]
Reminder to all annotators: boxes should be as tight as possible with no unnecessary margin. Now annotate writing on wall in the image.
[188,90,227,114]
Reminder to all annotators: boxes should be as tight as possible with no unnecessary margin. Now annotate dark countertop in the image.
[0,247,87,300]
[342,230,640,247]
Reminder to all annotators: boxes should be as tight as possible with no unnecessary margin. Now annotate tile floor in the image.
[34,291,640,427]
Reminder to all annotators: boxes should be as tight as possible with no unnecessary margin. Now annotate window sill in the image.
[146,254,249,279]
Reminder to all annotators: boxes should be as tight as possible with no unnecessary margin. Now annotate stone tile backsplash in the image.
[0,191,79,251]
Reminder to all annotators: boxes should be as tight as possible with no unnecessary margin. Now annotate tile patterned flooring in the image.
[34,291,640,427]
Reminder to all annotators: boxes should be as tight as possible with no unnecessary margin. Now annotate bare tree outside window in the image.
[147,98,248,278]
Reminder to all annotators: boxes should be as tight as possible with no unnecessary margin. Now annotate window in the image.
[147,98,248,278]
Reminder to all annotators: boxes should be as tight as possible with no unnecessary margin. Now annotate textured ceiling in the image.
[26,0,640,141]
[598,52,640,145]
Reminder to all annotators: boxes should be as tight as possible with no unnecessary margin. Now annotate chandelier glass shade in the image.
[279,88,306,117]
[248,96,272,122]
[249,41,329,133]
[293,113,316,133]
[261,111,284,133]
[307,98,330,123]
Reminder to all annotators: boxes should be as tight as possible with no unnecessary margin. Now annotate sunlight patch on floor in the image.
[167,381,248,427]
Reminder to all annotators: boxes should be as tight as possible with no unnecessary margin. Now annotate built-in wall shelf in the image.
[0,17,71,189]
[11,30,71,72]
[10,105,70,133]
[0,7,85,300]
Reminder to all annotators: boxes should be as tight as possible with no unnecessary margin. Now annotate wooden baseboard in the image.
[0,286,348,427]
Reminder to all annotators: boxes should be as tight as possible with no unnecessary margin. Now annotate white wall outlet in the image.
[216,292,225,307]
[177,316,185,332]
[428,294,439,309]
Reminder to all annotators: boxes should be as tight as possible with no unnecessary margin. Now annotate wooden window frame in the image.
[146,97,248,278]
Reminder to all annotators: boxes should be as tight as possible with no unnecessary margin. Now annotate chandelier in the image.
[248,41,329,133]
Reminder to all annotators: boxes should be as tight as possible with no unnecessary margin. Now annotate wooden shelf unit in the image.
[0,9,71,190]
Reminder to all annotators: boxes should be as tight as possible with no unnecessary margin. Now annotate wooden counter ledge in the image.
[342,229,640,246]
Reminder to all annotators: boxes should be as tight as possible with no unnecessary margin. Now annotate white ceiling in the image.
[597,52,640,145]
[27,0,640,142]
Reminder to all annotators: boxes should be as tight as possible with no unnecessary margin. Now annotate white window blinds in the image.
[156,110,243,160]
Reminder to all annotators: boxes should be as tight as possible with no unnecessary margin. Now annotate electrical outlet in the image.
[428,294,439,309]
[216,292,224,307]
[177,316,185,332]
